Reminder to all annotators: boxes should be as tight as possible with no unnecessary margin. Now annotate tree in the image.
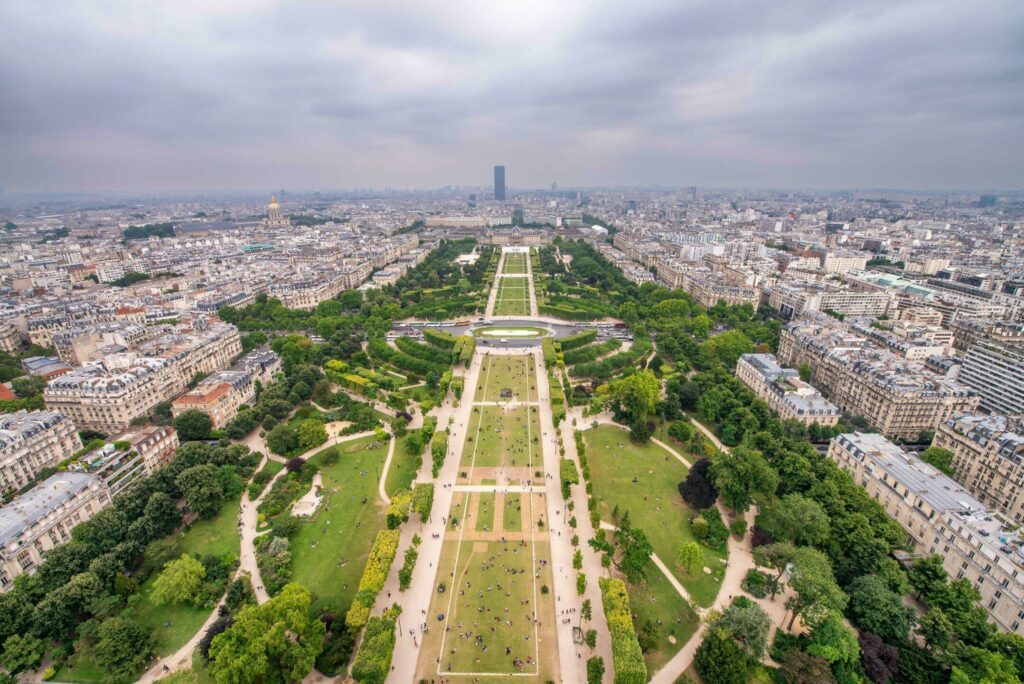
[144,491,182,537]
[717,599,771,659]
[709,445,778,512]
[208,583,325,684]
[807,611,860,666]
[786,547,848,630]
[174,409,213,441]
[615,522,653,584]
[848,574,916,642]
[11,375,45,398]
[918,607,953,653]
[919,446,954,476]
[151,554,206,606]
[266,423,299,455]
[1,634,45,674]
[694,627,748,684]
[677,458,718,509]
[296,418,327,451]
[678,541,703,575]
[175,464,225,519]
[699,329,754,368]
[93,617,155,684]
[607,370,660,441]
[773,494,830,547]
[859,632,899,684]
[781,648,836,684]
[586,656,605,684]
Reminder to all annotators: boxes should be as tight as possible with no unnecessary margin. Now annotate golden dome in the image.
[268,194,280,208]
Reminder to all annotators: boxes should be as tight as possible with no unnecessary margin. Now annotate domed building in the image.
[264,195,290,229]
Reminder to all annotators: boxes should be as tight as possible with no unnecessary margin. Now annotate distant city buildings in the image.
[959,341,1024,417]
[494,165,506,201]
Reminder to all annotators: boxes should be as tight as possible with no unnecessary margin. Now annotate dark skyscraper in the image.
[494,165,506,201]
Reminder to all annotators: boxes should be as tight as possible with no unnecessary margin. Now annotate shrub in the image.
[742,569,770,599]
[678,458,718,509]
[346,530,400,628]
[351,606,400,684]
[598,577,647,684]
[412,484,434,521]
[386,489,413,529]
[730,518,748,538]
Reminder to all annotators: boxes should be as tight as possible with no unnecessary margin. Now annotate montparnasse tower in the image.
[265,195,290,229]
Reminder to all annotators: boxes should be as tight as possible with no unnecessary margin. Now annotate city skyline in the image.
[2,1,1023,194]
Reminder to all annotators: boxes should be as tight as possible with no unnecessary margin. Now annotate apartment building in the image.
[657,263,759,308]
[44,358,188,434]
[735,354,840,426]
[0,472,111,590]
[234,348,282,385]
[828,432,1024,636]
[171,369,255,428]
[51,321,151,365]
[950,320,1024,354]
[69,425,178,496]
[959,341,1024,417]
[778,318,979,439]
[851,322,951,361]
[934,414,1024,523]
[823,251,869,274]
[767,280,893,319]
[0,322,20,354]
[0,410,83,495]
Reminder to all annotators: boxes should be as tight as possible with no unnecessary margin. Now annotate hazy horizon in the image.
[2,1,1022,194]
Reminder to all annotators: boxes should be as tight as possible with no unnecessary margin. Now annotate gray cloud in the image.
[1,0,1022,193]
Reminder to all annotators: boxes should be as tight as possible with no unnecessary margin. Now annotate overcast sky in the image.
[1,1,1022,194]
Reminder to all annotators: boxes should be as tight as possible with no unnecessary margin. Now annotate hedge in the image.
[560,458,579,498]
[367,336,446,378]
[423,328,457,350]
[450,376,465,399]
[458,336,475,365]
[599,577,648,684]
[386,489,413,529]
[395,336,453,366]
[559,329,597,351]
[541,338,557,367]
[412,483,434,521]
[430,431,449,477]
[569,335,652,380]
[346,529,400,628]
[351,606,400,684]
[563,339,621,365]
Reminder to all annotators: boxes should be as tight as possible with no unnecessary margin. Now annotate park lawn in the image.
[501,253,528,274]
[626,564,701,675]
[462,405,541,470]
[503,493,523,532]
[584,425,726,607]
[417,538,556,679]
[494,298,530,316]
[494,279,530,316]
[385,436,420,497]
[257,457,284,479]
[290,435,390,614]
[475,492,496,531]
[477,354,534,402]
[58,497,243,682]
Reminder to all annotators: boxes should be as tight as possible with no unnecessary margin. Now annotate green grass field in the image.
[58,497,243,682]
[476,354,535,402]
[501,252,528,274]
[462,405,541,470]
[290,435,390,613]
[385,436,420,497]
[627,564,701,673]
[494,277,530,315]
[503,493,523,532]
[475,492,496,531]
[584,425,726,607]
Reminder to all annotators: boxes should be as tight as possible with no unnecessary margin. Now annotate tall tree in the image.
[173,409,213,441]
[208,583,325,684]
[93,617,155,684]
[709,445,778,512]
[607,370,661,441]
[773,493,830,547]
[151,554,206,606]
[175,464,225,519]
[848,574,916,642]
[716,599,771,659]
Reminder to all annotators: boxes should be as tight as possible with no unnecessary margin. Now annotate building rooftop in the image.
[0,471,100,547]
